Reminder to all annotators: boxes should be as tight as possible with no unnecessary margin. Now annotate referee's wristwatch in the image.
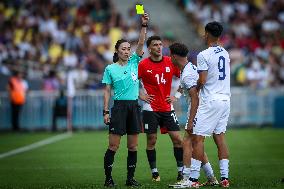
[103,110,110,116]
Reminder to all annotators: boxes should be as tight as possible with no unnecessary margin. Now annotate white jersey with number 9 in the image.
[197,45,230,102]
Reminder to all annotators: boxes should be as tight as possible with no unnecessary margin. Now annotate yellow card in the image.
[136,4,144,14]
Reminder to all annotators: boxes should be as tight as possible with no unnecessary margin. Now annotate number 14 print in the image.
[155,73,166,84]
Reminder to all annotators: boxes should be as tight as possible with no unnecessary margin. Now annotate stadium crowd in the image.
[178,0,284,88]
[0,0,158,91]
[1,0,283,90]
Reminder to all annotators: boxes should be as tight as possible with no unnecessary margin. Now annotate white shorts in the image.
[193,99,230,137]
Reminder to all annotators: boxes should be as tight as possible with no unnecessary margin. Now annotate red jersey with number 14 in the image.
[138,56,180,112]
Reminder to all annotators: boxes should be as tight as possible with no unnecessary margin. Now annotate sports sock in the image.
[174,147,183,171]
[182,166,191,179]
[189,158,201,180]
[127,150,137,180]
[201,162,214,179]
[104,149,116,180]
[146,149,157,171]
[219,159,229,179]
[151,168,158,173]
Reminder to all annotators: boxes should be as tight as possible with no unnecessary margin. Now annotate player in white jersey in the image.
[188,21,231,188]
[168,43,218,188]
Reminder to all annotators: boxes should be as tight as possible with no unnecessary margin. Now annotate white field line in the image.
[0,132,72,159]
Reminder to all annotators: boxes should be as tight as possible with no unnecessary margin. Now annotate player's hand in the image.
[142,13,149,25]
[185,121,193,134]
[104,114,110,125]
[140,94,154,104]
[165,95,177,104]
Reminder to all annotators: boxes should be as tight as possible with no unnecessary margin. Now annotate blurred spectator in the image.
[178,0,284,88]
[7,70,28,131]
[52,89,67,132]
[0,0,157,91]
[43,70,60,92]
[68,64,89,90]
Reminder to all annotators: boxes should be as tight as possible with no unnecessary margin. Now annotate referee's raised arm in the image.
[136,13,149,56]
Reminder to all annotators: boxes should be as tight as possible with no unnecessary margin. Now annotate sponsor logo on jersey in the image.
[147,70,152,73]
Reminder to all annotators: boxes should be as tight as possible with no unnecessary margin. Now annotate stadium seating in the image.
[0,0,157,91]
[177,0,284,88]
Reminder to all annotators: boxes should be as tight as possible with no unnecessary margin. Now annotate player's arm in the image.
[196,71,208,91]
[135,13,149,56]
[139,79,154,103]
[165,63,181,103]
[139,89,154,104]
[196,53,208,91]
[186,86,199,134]
[103,84,111,125]
[166,85,183,103]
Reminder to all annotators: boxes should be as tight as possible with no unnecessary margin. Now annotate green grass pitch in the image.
[0,129,284,189]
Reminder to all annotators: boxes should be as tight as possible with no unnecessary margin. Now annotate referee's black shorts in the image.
[109,100,142,136]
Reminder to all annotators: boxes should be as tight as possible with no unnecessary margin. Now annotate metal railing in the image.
[0,87,283,130]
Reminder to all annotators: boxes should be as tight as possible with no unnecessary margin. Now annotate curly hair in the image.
[169,43,189,57]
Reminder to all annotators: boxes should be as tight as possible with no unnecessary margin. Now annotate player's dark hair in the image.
[146,35,161,47]
[205,21,223,38]
[113,39,128,63]
[169,43,189,57]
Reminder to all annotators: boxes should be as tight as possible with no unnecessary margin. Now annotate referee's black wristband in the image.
[141,24,148,27]
[103,110,110,116]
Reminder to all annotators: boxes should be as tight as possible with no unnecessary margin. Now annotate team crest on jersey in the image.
[166,67,170,72]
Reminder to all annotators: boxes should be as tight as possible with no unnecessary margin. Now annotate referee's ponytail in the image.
[113,39,128,63]
[113,52,119,63]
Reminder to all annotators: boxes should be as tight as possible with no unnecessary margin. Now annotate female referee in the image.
[102,13,149,187]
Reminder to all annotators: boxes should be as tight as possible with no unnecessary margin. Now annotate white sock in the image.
[178,166,183,172]
[219,159,229,179]
[151,168,158,173]
[202,162,214,179]
[182,166,191,179]
[189,158,201,180]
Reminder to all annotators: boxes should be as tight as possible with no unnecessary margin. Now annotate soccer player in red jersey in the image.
[138,36,183,182]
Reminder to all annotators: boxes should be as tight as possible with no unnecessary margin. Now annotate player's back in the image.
[197,45,230,102]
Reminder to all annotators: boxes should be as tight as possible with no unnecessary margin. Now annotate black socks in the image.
[104,149,116,180]
[127,150,137,180]
[174,147,183,168]
[146,149,157,170]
